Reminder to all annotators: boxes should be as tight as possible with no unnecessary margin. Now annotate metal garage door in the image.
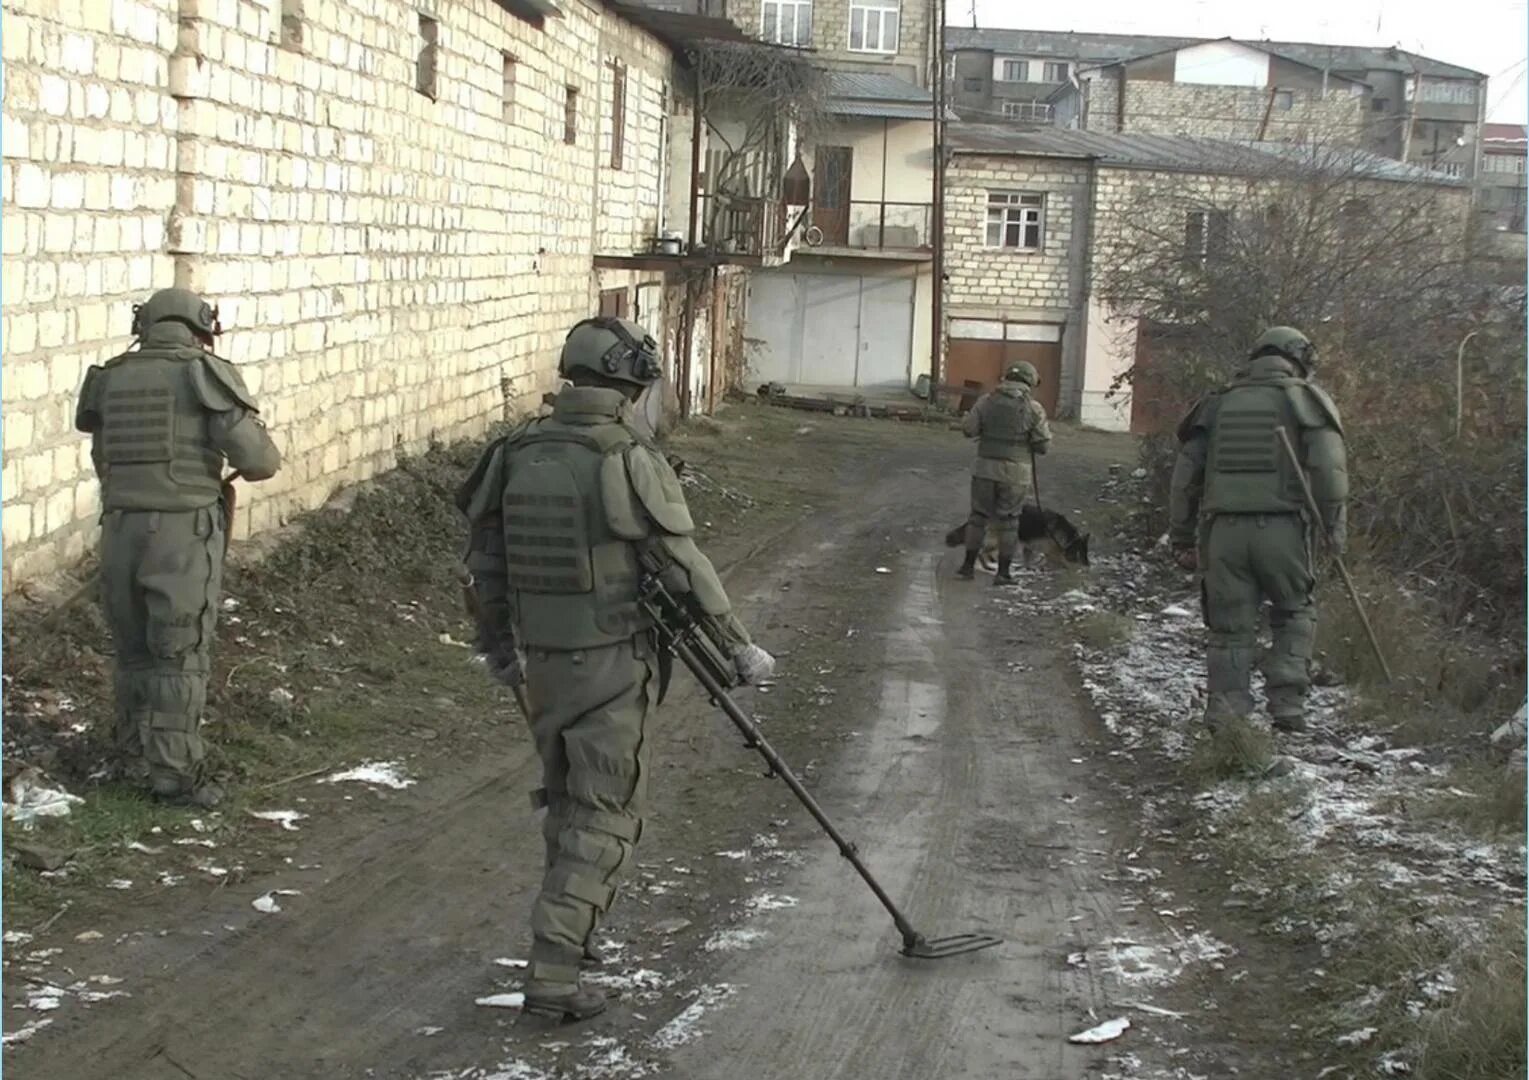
[746,272,914,388]
[946,318,1063,416]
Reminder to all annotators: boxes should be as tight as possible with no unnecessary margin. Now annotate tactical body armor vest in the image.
[1202,379,1308,516]
[501,399,653,651]
[976,387,1032,463]
[80,347,227,512]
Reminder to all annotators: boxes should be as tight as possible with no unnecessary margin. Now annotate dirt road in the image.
[7,412,1184,1080]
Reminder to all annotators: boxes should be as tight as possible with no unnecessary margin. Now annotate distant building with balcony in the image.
[946,27,1488,178]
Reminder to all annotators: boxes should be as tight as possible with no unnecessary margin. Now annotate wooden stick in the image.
[1275,426,1393,683]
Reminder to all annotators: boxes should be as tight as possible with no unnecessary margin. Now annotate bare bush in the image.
[1097,142,1527,636]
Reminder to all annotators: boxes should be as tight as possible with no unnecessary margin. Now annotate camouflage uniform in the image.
[958,362,1053,583]
[75,288,281,805]
[458,317,763,1021]
[1169,327,1347,732]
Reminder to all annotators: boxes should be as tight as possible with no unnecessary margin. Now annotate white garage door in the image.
[746,272,914,389]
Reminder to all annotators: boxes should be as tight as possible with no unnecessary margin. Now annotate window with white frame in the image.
[1000,59,1029,82]
[762,0,811,47]
[1042,61,1068,82]
[1001,101,1053,123]
[849,0,898,53]
[986,191,1045,250]
[1485,152,1527,174]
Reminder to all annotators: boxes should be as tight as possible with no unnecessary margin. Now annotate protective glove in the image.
[733,644,775,684]
[1173,546,1199,572]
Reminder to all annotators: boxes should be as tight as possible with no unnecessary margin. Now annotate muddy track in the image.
[7,420,1177,1080]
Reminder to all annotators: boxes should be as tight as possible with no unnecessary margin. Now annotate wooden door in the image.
[812,147,853,245]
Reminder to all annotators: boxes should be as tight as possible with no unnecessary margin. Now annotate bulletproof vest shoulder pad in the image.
[456,436,509,519]
[1287,382,1343,437]
[75,365,105,433]
[1175,392,1219,444]
[623,444,695,537]
[189,354,259,413]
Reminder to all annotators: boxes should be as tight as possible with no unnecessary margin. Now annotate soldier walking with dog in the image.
[956,361,1053,584]
[75,288,282,807]
[1168,326,1348,733]
[457,316,772,1022]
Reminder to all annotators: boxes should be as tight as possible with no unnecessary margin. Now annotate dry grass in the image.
[1188,716,1276,782]
[1073,611,1137,651]
[1414,909,1527,1080]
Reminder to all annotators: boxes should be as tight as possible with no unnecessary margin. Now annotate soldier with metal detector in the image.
[457,316,775,1021]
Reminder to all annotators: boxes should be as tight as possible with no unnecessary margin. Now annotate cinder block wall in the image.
[1,0,674,588]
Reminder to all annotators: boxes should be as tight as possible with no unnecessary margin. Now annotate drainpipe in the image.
[688,67,703,252]
[929,13,946,399]
[1115,64,1126,133]
[879,117,889,245]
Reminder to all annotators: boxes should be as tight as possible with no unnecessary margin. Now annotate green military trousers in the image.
[523,637,654,991]
[100,506,224,787]
[965,477,1023,558]
[1200,513,1316,724]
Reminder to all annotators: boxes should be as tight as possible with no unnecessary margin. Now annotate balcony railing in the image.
[697,193,785,258]
[808,201,932,251]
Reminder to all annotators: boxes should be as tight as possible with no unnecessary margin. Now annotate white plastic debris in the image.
[437,633,472,649]
[105,879,133,891]
[874,567,891,575]
[1068,1016,1131,1044]
[251,889,301,914]
[127,842,164,855]
[248,810,309,831]
[1336,1027,1377,1047]
[475,992,526,1009]
[416,1026,444,1037]
[320,761,415,790]
[492,957,529,969]
[3,772,84,825]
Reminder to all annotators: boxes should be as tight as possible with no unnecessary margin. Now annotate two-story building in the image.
[942,125,1472,431]
[947,28,1488,178]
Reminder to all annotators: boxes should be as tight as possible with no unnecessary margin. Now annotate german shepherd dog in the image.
[943,505,1091,571]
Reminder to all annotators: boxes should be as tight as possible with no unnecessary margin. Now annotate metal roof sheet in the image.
[825,70,933,103]
[947,124,1467,185]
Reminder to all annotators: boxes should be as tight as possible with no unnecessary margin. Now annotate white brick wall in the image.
[1,0,680,588]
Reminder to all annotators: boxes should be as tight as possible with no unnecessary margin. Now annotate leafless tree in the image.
[1095,141,1526,631]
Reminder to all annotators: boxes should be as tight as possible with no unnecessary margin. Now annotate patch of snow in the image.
[321,761,415,789]
[713,850,749,860]
[251,890,299,914]
[743,893,798,914]
[1,1018,53,1045]
[3,931,34,946]
[648,984,735,1051]
[474,992,526,1010]
[105,879,133,891]
[702,928,767,952]
[492,957,529,969]
[248,810,308,831]
[1336,1027,1377,1047]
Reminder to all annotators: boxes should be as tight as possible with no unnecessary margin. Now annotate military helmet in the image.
[132,287,221,340]
[1004,361,1039,388]
[559,317,663,386]
[1251,325,1316,373]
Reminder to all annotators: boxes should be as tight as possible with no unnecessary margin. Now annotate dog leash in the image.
[1028,444,1072,552]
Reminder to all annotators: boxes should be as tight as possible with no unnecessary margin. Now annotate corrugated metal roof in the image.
[825,70,933,103]
[947,124,1467,185]
[945,27,1484,81]
[824,100,953,120]
[603,1,756,49]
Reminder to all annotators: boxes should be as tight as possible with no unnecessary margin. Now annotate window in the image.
[599,288,629,318]
[415,14,438,99]
[849,0,898,53]
[1183,209,1228,265]
[962,76,983,93]
[280,0,303,50]
[1485,153,1527,174]
[1273,89,1293,111]
[609,60,626,169]
[564,84,578,145]
[1372,96,1388,112]
[1042,61,1068,82]
[986,191,1045,250]
[762,0,811,47]
[1001,101,1053,123]
[1433,161,1464,177]
[501,52,516,122]
[1000,59,1029,82]
[1417,79,1478,105]
[1339,198,1370,239]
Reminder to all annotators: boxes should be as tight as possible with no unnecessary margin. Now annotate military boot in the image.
[1267,687,1308,733]
[149,769,226,809]
[523,983,608,1022]
[581,939,604,969]
[992,557,1015,585]
[956,550,978,579]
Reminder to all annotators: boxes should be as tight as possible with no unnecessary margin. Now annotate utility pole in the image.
[930,2,947,405]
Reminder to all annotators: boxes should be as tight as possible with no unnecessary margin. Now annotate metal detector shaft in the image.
[663,633,927,951]
[1274,426,1393,682]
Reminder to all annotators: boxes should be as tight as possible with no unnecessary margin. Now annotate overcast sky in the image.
[960,0,1529,123]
